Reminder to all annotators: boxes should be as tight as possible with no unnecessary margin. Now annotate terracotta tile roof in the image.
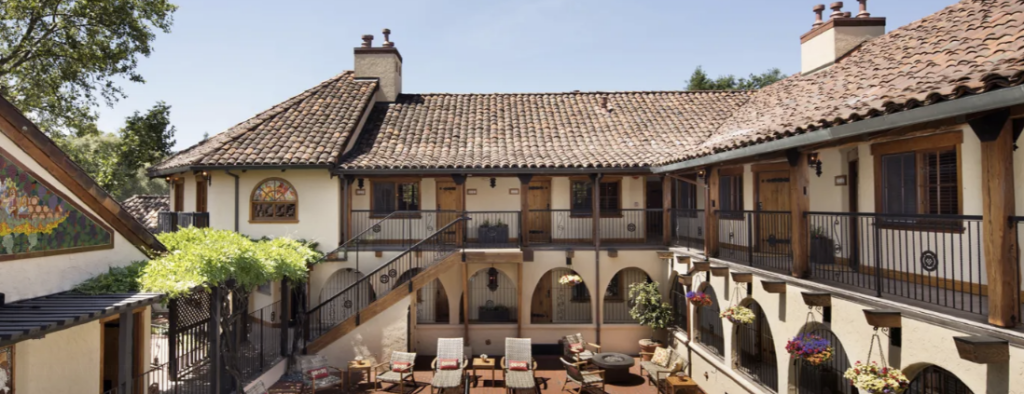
[338,91,751,170]
[121,195,169,232]
[150,72,377,173]
[665,0,1024,164]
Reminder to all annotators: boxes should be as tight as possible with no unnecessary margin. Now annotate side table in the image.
[267,381,304,394]
[348,359,373,389]
[472,357,496,387]
[662,375,698,394]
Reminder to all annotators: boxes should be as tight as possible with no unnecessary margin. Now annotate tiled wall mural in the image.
[0,149,112,260]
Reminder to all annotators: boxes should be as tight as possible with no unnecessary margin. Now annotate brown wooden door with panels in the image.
[436,180,463,243]
[756,170,791,255]
[527,180,552,243]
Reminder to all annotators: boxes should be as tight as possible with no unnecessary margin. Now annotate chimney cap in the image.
[856,0,871,18]
[830,2,844,18]
[842,11,852,18]
[382,28,394,48]
[812,4,826,27]
[361,34,374,48]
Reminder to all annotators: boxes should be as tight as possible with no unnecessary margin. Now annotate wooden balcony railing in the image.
[157,211,210,233]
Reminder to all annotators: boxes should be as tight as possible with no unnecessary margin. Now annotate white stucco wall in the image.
[14,322,100,394]
[319,297,410,368]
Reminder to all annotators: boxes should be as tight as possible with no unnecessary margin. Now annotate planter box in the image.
[953,336,1009,364]
[478,308,511,322]
[801,292,831,307]
[678,275,694,286]
[731,272,752,283]
[710,265,729,277]
[863,309,901,328]
[810,237,836,265]
[479,225,510,244]
[692,261,711,271]
[761,281,787,294]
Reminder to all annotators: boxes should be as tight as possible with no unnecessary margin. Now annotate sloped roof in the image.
[338,91,751,170]
[150,72,378,174]
[666,0,1024,164]
[122,195,169,232]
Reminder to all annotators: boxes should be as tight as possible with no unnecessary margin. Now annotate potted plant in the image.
[810,225,836,265]
[686,291,713,307]
[719,305,755,324]
[843,361,909,394]
[478,304,511,322]
[558,273,583,286]
[628,281,673,360]
[479,219,510,244]
[786,333,833,366]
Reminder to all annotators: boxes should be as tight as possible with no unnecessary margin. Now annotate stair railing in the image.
[306,216,469,342]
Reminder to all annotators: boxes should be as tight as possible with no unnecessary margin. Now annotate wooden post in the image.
[462,261,470,341]
[409,289,418,352]
[590,174,602,344]
[209,286,223,394]
[663,175,673,246]
[517,263,524,338]
[518,174,533,248]
[969,110,1019,327]
[117,311,134,393]
[788,150,811,278]
[705,168,720,257]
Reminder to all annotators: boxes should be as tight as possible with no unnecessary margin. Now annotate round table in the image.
[589,352,636,383]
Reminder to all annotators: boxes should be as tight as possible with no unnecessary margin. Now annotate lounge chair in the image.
[430,338,468,394]
[562,333,601,365]
[559,358,605,394]
[375,351,418,393]
[295,354,344,393]
[501,338,538,394]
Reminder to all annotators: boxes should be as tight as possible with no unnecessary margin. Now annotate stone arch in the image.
[602,267,652,323]
[730,299,778,392]
[530,267,592,324]
[904,363,977,394]
[693,283,724,356]
[416,278,450,324]
[394,267,422,289]
[318,268,376,305]
[789,322,857,394]
[460,267,518,323]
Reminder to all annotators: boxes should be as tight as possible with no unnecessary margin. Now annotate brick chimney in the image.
[354,28,402,101]
[800,1,885,75]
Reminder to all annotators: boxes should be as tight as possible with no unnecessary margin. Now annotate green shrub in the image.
[73,260,149,294]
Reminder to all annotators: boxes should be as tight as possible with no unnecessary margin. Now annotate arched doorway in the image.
[694,284,724,356]
[908,365,975,394]
[461,267,517,323]
[603,267,652,323]
[733,300,777,392]
[319,269,364,304]
[793,325,855,394]
[530,268,592,324]
[416,279,449,324]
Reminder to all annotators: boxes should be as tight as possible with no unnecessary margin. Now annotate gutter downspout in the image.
[225,170,240,232]
[591,173,603,345]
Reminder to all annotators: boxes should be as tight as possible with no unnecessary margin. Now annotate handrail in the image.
[714,210,791,214]
[804,211,982,220]
[309,216,469,314]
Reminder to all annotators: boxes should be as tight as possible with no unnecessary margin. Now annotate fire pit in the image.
[589,352,636,383]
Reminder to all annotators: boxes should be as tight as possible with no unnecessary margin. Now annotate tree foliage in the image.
[56,101,175,200]
[140,227,320,299]
[687,66,785,91]
[628,281,673,340]
[0,0,178,135]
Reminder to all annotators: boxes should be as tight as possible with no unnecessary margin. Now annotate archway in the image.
[394,267,422,289]
[732,299,777,392]
[694,283,724,356]
[530,268,592,324]
[318,269,376,307]
[792,324,856,394]
[603,267,652,323]
[907,365,975,394]
[461,267,517,323]
[416,279,450,324]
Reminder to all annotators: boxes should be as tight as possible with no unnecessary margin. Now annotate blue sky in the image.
[94,0,956,150]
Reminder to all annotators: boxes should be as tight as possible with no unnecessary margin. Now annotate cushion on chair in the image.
[308,367,330,380]
[651,348,671,367]
[505,370,535,389]
[578,372,604,384]
[508,360,529,371]
[641,361,670,379]
[377,371,407,383]
[568,342,584,353]
[392,361,412,372]
[432,370,464,388]
[438,358,460,370]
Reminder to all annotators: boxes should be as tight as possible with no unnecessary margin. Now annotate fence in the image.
[672,209,705,251]
[133,360,210,394]
[715,211,792,272]
[806,212,985,316]
[525,209,593,245]
[463,211,521,248]
[598,208,664,245]
[237,301,283,385]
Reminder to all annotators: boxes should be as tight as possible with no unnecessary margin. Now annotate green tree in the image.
[57,102,175,200]
[687,66,785,91]
[0,0,178,136]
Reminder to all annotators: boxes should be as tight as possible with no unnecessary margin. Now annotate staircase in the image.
[305,217,468,353]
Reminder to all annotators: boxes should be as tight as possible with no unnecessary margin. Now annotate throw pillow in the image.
[508,361,529,371]
[392,361,412,372]
[668,357,683,373]
[308,367,330,380]
[438,358,460,370]
[568,342,584,353]
[651,347,670,367]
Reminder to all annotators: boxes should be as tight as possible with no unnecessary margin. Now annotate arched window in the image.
[695,284,724,357]
[603,267,652,323]
[794,325,856,394]
[734,300,777,392]
[251,178,298,222]
[462,268,517,323]
[908,365,974,394]
[531,268,591,324]
[416,279,450,324]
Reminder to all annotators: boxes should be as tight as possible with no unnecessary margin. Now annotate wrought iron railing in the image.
[525,209,593,245]
[734,302,778,392]
[237,301,284,385]
[598,208,664,245]
[806,212,985,316]
[349,210,459,248]
[306,217,468,341]
[695,286,724,357]
[157,211,210,233]
[715,211,792,272]
[463,211,520,248]
[672,208,705,251]
[133,359,210,394]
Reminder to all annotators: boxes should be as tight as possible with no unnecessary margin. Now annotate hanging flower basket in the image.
[558,274,583,286]
[685,291,712,307]
[843,361,909,394]
[719,305,755,324]
[786,333,833,366]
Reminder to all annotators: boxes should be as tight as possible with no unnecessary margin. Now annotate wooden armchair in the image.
[375,351,418,393]
[294,355,344,393]
[639,347,685,386]
[562,333,601,364]
[560,358,605,394]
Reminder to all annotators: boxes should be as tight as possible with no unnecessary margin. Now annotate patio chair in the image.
[430,338,468,394]
[295,354,345,393]
[639,347,685,386]
[562,333,601,365]
[375,351,418,394]
[501,338,538,394]
[559,358,605,394]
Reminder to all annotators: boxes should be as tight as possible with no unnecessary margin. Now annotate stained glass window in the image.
[251,178,298,221]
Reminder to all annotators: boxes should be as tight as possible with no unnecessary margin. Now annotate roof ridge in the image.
[398,90,755,96]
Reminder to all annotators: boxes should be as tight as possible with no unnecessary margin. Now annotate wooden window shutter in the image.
[881,153,916,215]
[373,182,396,214]
[925,149,958,215]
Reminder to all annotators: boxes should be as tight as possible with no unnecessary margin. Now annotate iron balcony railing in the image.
[598,208,665,246]
[462,211,521,248]
[349,210,459,248]
[1008,216,1024,322]
[237,301,284,385]
[157,211,210,233]
[671,208,705,251]
[716,210,792,272]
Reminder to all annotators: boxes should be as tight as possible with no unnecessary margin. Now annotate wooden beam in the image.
[462,261,470,341]
[519,175,533,248]
[705,168,720,257]
[117,311,133,393]
[663,175,673,246]
[666,173,699,186]
[970,111,1018,327]
[788,151,811,278]
[517,263,523,338]
[409,289,417,352]
[464,251,523,263]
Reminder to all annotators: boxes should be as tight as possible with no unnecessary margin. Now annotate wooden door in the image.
[436,180,463,243]
[756,170,791,254]
[196,176,208,212]
[531,271,553,323]
[527,181,551,243]
[173,178,184,212]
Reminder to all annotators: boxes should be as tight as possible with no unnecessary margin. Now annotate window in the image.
[719,170,743,219]
[571,283,591,302]
[371,180,420,216]
[250,178,298,222]
[674,180,697,210]
[873,132,962,217]
[570,179,621,216]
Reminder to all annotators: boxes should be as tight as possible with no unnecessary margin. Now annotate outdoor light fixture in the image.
[487,267,499,291]
[490,177,496,188]
[357,178,365,189]
[807,153,823,177]
[697,168,707,179]
[203,171,212,186]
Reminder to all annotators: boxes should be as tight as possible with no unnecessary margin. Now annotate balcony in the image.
[526,209,666,248]
[156,211,210,233]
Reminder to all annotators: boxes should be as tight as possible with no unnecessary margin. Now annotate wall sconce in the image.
[487,267,499,291]
[357,178,365,189]
[202,171,211,186]
[165,176,172,183]
[697,168,707,179]
[807,153,823,177]
[489,178,496,188]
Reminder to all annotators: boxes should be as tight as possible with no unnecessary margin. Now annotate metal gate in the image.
[795,328,856,394]
[734,301,778,392]
[908,365,974,394]
[696,285,724,356]
[169,289,212,379]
